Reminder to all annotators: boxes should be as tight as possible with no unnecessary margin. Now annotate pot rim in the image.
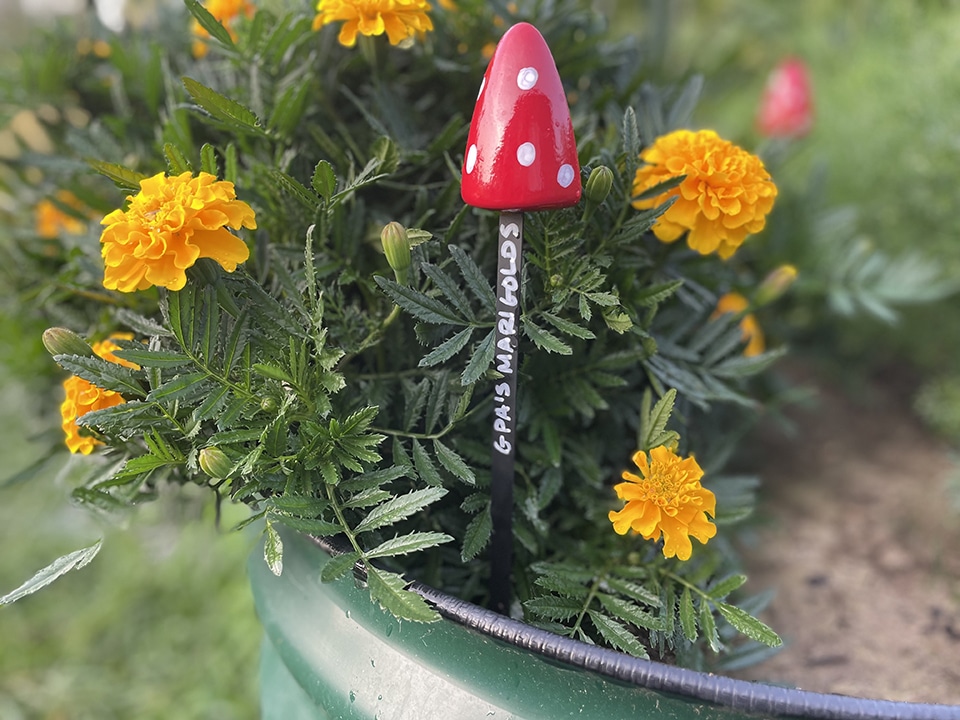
[310,534,960,720]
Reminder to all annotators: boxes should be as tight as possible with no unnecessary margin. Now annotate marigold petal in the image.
[632,129,776,259]
[192,228,251,270]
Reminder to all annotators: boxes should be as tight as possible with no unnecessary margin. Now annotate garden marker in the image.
[461,22,581,614]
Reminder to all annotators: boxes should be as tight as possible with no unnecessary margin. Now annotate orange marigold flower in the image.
[35,190,88,238]
[313,0,434,47]
[191,0,256,58]
[713,292,765,357]
[608,446,716,561]
[60,334,140,455]
[100,171,256,293]
[632,129,777,259]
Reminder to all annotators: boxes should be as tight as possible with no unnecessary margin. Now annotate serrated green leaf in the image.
[700,602,721,652]
[433,439,475,485]
[524,594,583,621]
[588,611,649,659]
[55,355,145,397]
[534,573,590,600]
[635,279,684,308]
[271,169,320,210]
[642,388,676,450]
[340,488,391,510]
[366,531,453,559]
[522,318,572,355]
[708,574,747,599]
[418,327,474,368]
[366,567,439,623]
[374,276,466,326]
[272,516,342,536]
[264,520,284,576]
[541,311,595,340]
[597,593,666,632]
[113,349,191,368]
[183,0,234,48]
[448,245,496,312]
[461,329,495,386]
[353,487,446,534]
[421,264,475,321]
[200,143,218,175]
[461,505,491,561]
[716,602,782,647]
[111,453,180,481]
[320,551,360,583]
[163,142,192,174]
[1,540,102,605]
[679,586,698,641]
[146,372,210,402]
[312,160,336,200]
[253,363,294,383]
[269,495,329,515]
[710,348,786,379]
[86,160,146,191]
[412,439,443,487]
[183,77,262,132]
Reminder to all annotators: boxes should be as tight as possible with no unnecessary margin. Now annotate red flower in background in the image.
[756,57,813,139]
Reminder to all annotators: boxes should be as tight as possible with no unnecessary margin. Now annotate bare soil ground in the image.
[733,364,960,704]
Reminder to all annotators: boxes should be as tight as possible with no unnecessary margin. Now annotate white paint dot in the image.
[477,76,486,100]
[517,67,539,91]
[516,142,536,167]
[466,144,478,174]
[557,164,575,188]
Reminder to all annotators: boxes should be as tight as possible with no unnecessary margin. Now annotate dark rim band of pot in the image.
[310,535,960,720]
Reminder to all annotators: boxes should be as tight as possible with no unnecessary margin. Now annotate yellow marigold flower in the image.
[713,292,765,357]
[60,334,139,455]
[100,171,256,293]
[437,0,456,9]
[35,190,88,238]
[632,129,777,260]
[312,0,434,47]
[191,0,256,58]
[608,446,716,561]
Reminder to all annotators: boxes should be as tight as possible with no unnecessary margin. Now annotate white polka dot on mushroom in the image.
[517,67,538,91]
[466,144,478,174]
[557,164,575,188]
[517,142,536,167]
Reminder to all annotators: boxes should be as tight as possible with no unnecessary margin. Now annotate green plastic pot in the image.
[248,528,960,720]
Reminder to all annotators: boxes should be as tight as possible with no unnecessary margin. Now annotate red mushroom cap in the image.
[461,23,582,212]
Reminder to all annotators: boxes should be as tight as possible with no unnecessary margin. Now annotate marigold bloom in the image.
[35,191,88,238]
[609,446,716,561]
[713,292,765,357]
[60,335,140,455]
[756,57,813,139]
[313,0,434,47]
[191,0,256,58]
[100,171,256,293]
[632,129,777,259]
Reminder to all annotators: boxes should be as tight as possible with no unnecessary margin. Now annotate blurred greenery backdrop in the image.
[4,0,960,716]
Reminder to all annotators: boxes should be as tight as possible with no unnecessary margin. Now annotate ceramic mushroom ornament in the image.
[461,22,581,615]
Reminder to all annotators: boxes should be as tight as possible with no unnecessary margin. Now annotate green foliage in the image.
[0,0,800,670]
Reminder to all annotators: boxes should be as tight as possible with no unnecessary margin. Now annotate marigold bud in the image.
[199,447,233,480]
[42,327,95,358]
[584,166,614,205]
[381,221,411,284]
[260,396,278,413]
[756,264,798,306]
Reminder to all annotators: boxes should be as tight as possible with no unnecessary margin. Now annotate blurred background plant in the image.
[607,0,960,433]
[2,0,960,716]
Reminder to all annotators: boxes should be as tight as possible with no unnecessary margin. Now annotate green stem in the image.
[570,574,604,637]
